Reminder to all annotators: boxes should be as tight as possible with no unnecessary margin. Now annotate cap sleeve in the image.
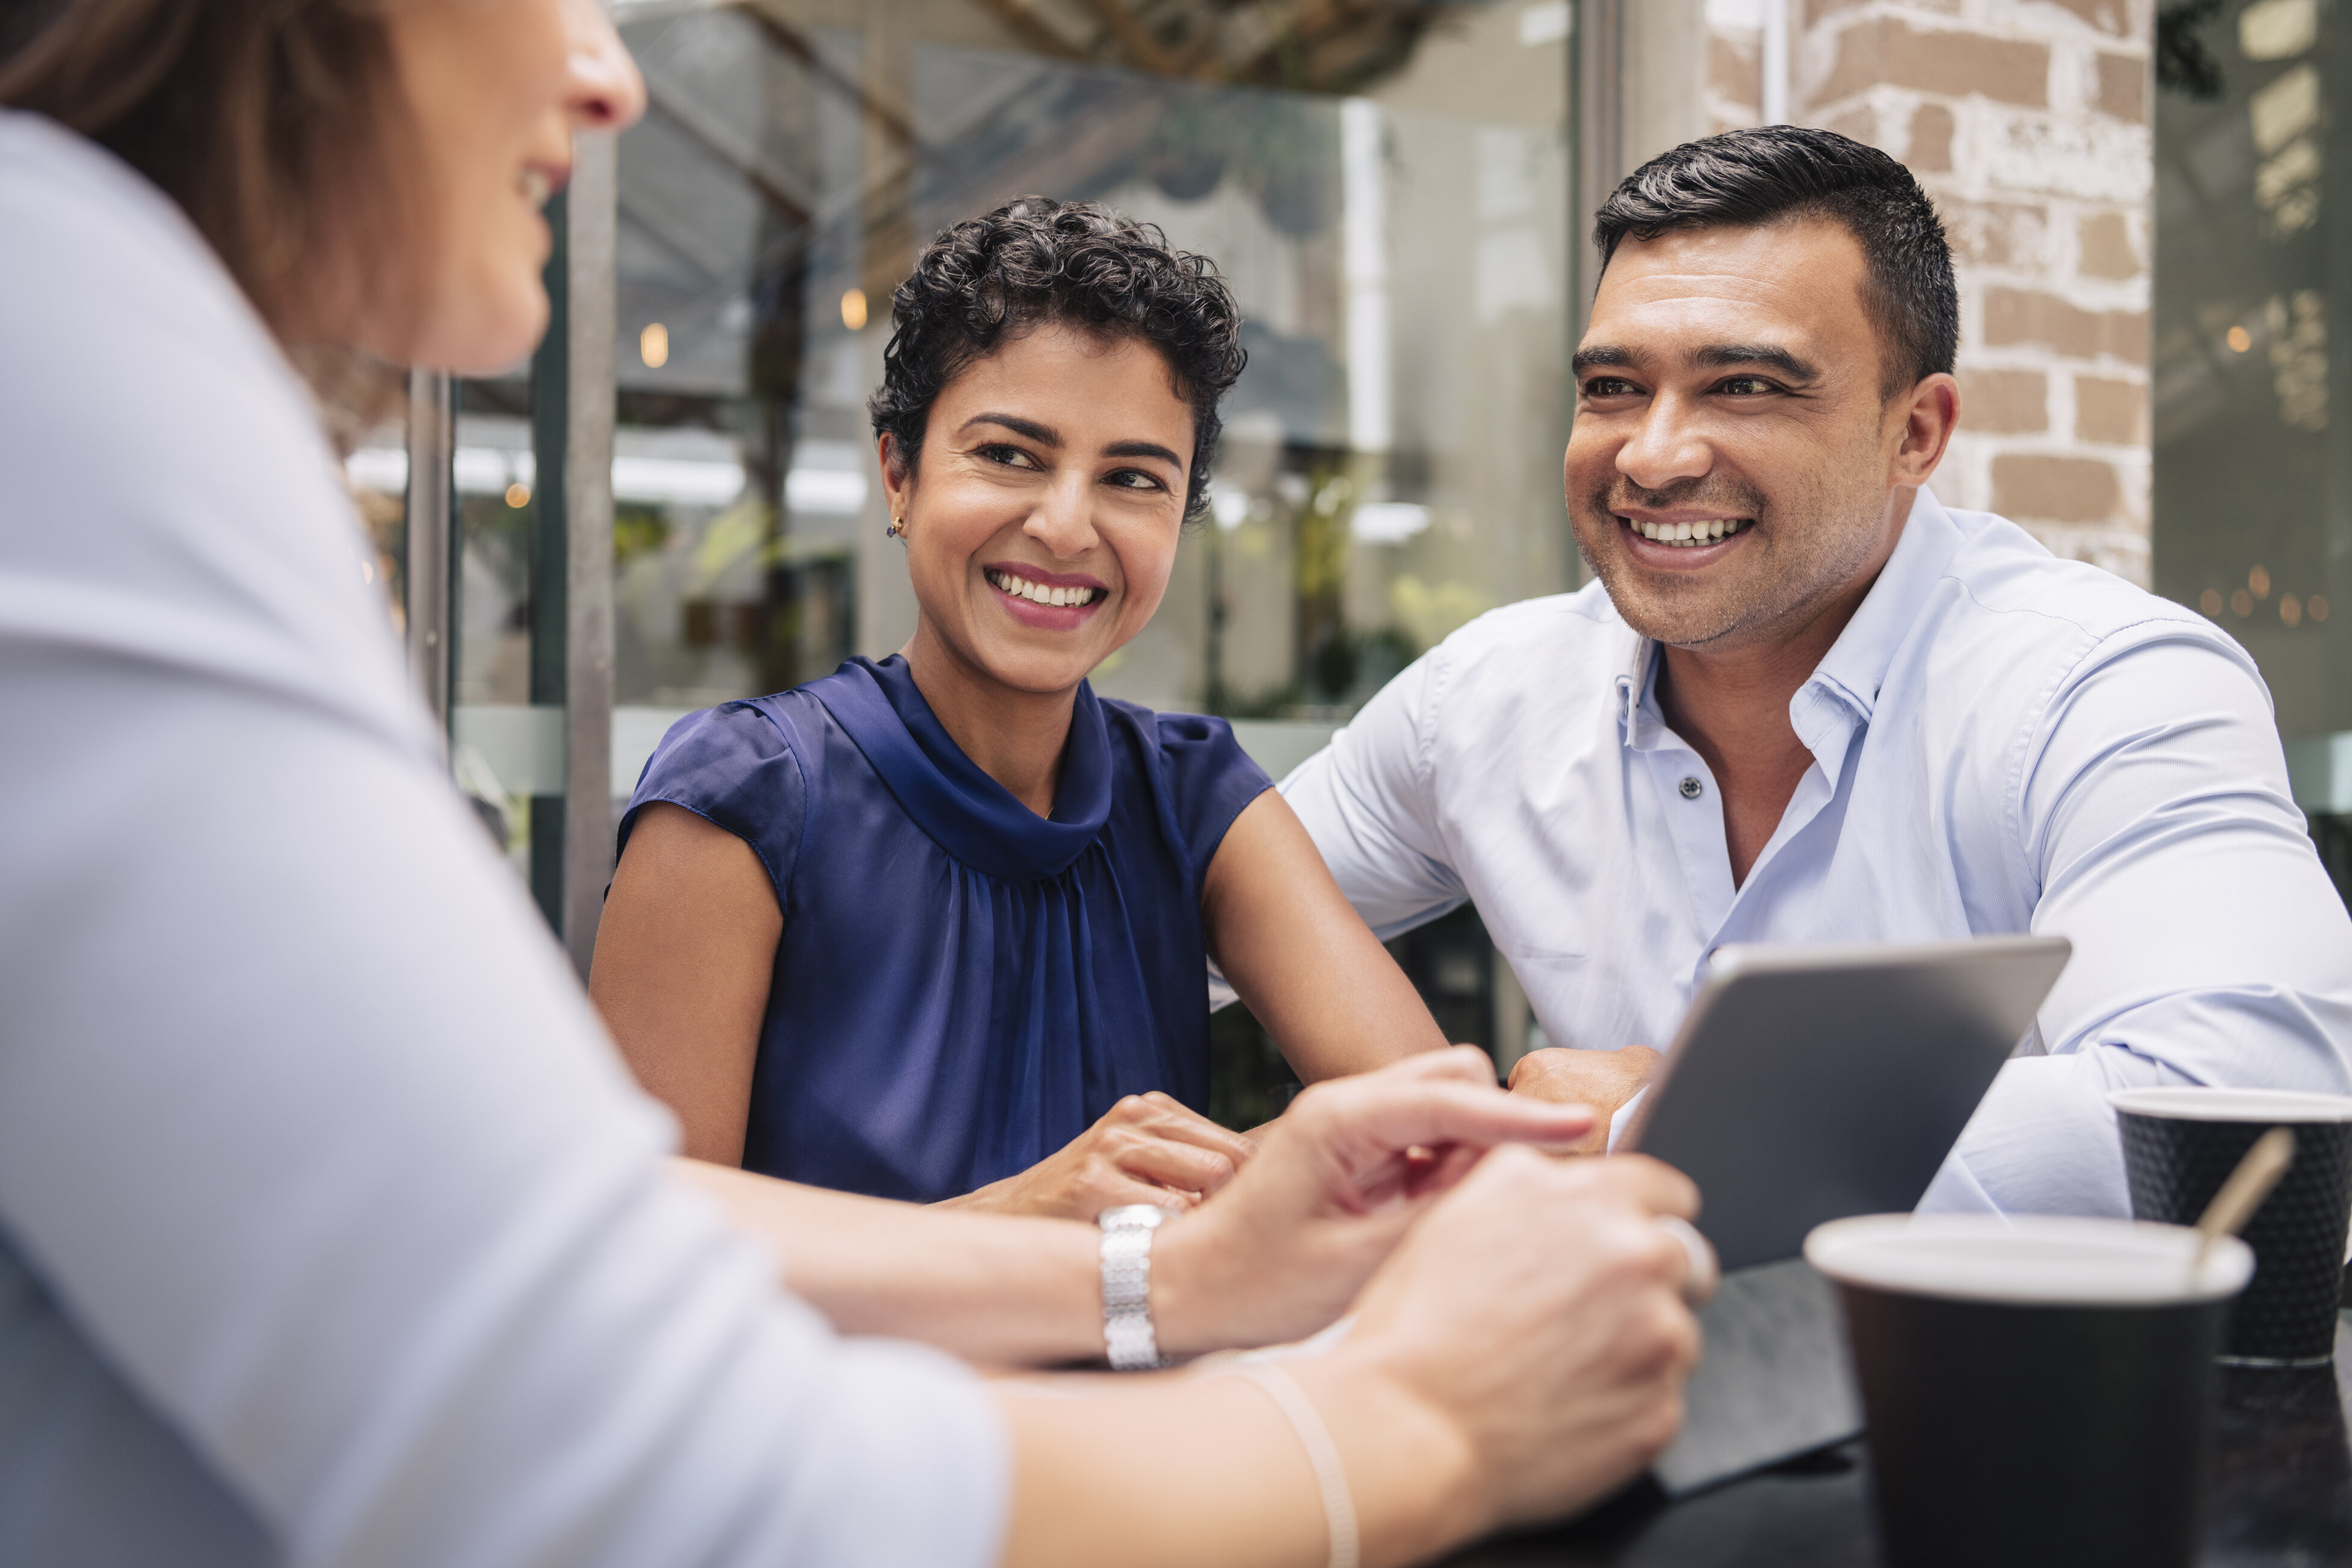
[617,702,809,915]
[1154,711,1274,881]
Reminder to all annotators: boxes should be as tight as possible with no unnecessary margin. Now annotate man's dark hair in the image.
[871,196,1247,524]
[1593,126,1957,398]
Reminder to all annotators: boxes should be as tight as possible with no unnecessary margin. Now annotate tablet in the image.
[1620,935,2072,1272]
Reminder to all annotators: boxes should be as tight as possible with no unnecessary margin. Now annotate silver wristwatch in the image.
[1097,1203,1175,1371]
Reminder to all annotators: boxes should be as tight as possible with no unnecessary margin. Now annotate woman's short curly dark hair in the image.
[869,196,1247,525]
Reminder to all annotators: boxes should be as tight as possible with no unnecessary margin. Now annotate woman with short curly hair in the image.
[591,197,1451,1215]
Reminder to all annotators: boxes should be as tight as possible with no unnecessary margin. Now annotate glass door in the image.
[350,154,622,978]
[353,0,1580,1082]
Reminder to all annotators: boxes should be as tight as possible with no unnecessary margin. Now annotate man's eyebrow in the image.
[1692,343,1821,381]
[960,412,1060,445]
[1104,440,1185,467]
[1570,344,1637,375]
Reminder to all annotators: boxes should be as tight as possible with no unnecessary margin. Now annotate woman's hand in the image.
[1151,1047,1599,1353]
[991,1087,1703,1568]
[676,1050,1605,1370]
[1310,1147,1705,1547]
[939,1093,1257,1220]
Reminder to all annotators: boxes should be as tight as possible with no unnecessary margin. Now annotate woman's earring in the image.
[886,514,905,539]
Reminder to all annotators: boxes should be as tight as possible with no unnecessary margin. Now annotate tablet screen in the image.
[1622,936,2071,1271]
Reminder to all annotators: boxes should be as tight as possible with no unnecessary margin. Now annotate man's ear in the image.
[1891,372,1960,489]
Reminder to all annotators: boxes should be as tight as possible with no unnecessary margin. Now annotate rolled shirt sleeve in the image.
[1924,629,2352,1214]
[1278,651,1470,941]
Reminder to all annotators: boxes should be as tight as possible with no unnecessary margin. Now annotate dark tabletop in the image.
[1440,1318,2352,1567]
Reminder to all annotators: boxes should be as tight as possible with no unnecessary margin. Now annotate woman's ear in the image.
[877,432,913,537]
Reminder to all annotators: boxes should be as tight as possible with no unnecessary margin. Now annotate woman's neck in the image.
[899,624,1079,819]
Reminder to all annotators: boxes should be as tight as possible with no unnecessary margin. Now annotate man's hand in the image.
[938,1093,1255,1220]
[1508,1045,1662,1153]
[1152,1048,1596,1353]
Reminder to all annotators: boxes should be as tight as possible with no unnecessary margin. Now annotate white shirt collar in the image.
[1609,486,1967,754]
[1802,486,1966,727]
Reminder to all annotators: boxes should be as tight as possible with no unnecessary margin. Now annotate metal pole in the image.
[1576,0,1625,284]
[561,129,619,980]
[1570,0,1623,587]
[404,368,455,734]
[529,192,571,936]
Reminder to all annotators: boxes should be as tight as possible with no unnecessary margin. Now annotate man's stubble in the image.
[1569,442,1897,660]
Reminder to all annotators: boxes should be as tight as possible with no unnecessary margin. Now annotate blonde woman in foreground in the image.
[0,3,1707,1566]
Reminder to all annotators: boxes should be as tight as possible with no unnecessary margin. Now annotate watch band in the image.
[1098,1203,1174,1371]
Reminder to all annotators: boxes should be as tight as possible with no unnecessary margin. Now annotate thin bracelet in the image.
[1231,1362,1360,1568]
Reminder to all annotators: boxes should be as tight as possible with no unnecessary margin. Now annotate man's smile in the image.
[1616,511,1756,563]
[1620,514,1754,548]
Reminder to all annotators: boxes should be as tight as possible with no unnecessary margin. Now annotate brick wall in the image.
[1705,0,1767,131]
[1703,0,2155,584]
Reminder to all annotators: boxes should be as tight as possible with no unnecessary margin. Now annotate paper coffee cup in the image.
[2110,1087,2352,1365]
[1807,1214,2251,1568]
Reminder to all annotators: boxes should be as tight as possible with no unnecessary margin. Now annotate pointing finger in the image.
[1297,1076,1597,1161]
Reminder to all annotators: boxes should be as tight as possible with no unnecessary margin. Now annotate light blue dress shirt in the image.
[1283,489,2352,1217]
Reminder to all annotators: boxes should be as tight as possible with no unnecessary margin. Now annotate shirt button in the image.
[1679,776,1704,800]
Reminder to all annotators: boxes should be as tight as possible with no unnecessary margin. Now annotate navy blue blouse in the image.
[619,655,1272,1202]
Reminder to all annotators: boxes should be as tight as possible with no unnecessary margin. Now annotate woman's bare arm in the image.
[1203,790,1450,1082]
[996,1371,1452,1568]
[670,1049,1598,1366]
[668,1161,1106,1365]
[590,802,779,1164]
[686,1133,1701,1568]
[997,1146,1702,1568]
[673,1054,1703,1564]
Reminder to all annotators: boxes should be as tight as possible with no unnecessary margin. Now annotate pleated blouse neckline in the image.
[809,655,1114,883]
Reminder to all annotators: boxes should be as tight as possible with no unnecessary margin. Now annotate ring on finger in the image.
[1655,1215,1720,1306]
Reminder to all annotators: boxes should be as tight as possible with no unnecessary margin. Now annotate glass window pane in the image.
[607,1,1570,1080]
[611,0,1572,738]
[2154,0,2345,743]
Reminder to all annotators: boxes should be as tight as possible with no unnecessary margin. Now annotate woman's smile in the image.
[985,564,1110,628]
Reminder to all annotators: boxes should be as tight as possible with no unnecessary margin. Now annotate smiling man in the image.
[1283,126,2352,1214]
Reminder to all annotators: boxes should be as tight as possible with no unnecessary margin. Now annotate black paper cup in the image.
[2110,1087,2352,1366]
[1807,1214,2252,1568]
